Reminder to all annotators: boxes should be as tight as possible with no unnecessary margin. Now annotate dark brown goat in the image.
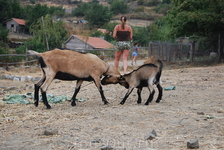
[101,56,163,105]
[28,49,120,109]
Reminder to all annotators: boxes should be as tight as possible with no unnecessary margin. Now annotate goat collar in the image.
[103,65,110,76]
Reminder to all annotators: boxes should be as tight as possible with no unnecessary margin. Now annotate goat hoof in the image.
[71,102,76,106]
[156,100,160,103]
[104,101,109,105]
[34,101,38,107]
[144,103,150,105]
[120,102,124,105]
[137,101,141,104]
[46,105,52,109]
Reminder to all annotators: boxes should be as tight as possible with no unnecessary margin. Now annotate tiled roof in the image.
[97,29,108,34]
[71,35,114,49]
[12,18,26,25]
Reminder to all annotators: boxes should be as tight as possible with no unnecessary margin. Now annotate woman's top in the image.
[133,45,138,53]
[113,24,133,41]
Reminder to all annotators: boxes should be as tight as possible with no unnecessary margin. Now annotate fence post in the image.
[218,34,221,61]
[148,42,151,56]
[189,42,193,62]
[158,41,161,58]
[166,43,169,62]
[179,43,182,60]
[26,47,28,66]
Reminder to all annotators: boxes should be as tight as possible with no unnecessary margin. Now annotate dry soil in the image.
[0,62,224,150]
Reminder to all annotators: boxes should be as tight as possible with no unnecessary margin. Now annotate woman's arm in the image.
[113,25,118,39]
[129,26,133,39]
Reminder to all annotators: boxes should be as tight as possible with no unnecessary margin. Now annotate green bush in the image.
[145,0,160,6]
[155,4,173,15]
[0,41,8,54]
[30,0,35,4]
[110,0,129,15]
[134,6,144,13]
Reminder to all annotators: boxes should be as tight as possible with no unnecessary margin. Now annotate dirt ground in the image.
[0,62,224,150]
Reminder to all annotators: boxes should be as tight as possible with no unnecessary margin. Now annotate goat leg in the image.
[120,88,134,105]
[41,91,51,109]
[99,86,109,104]
[71,80,83,106]
[71,86,81,106]
[145,90,155,105]
[155,84,163,103]
[34,84,39,107]
[34,77,45,107]
[137,87,142,104]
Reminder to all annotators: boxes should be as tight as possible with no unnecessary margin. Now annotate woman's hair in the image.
[120,16,127,29]
[134,43,138,46]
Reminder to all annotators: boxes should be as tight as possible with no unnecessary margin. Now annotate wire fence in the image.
[148,41,219,63]
[0,48,149,66]
[0,41,219,66]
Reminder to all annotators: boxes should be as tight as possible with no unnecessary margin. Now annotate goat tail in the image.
[157,59,163,72]
[27,50,42,58]
[144,56,163,72]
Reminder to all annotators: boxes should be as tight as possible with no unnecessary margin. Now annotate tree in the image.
[85,4,112,27]
[166,0,224,60]
[167,0,224,38]
[0,24,9,54]
[23,4,65,30]
[110,0,129,15]
[162,0,171,4]
[29,15,67,51]
[72,3,91,17]
[30,0,35,4]
[133,27,150,46]
[0,0,23,23]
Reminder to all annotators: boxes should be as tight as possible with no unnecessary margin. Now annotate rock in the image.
[187,139,199,149]
[32,77,41,82]
[101,145,113,150]
[0,75,6,79]
[25,85,33,90]
[91,138,101,143]
[54,80,61,83]
[13,76,20,81]
[43,127,58,136]
[5,75,13,80]
[92,127,100,131]
[4,86,19,91]
[26,76,33,81]
[145,129,157,140]
[217,109,224,113]
[70,128,80,130]
[20,76,27,82]
[0,67,6,71]
[197,111,205,115]
[145,133,156,140]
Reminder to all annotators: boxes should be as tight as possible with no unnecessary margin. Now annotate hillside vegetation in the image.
[2,0,224,61]
[16,0,165,21]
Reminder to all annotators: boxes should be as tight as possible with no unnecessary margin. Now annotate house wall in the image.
[6,20,24,33]
[64,36,94,50]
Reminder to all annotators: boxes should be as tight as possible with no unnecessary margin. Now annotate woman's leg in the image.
[135,54,138,65]
[122,50,130,74]
[133,56,136,64]
[114,51,122,69]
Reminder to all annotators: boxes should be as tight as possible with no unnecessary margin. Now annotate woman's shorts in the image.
[115,41,131,51]
[132,51,138,57]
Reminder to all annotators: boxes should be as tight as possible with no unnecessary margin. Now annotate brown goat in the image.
[101,56,163,105]
[28,49,120,109]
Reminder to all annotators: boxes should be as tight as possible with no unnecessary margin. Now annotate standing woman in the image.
[113,16,133,74]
